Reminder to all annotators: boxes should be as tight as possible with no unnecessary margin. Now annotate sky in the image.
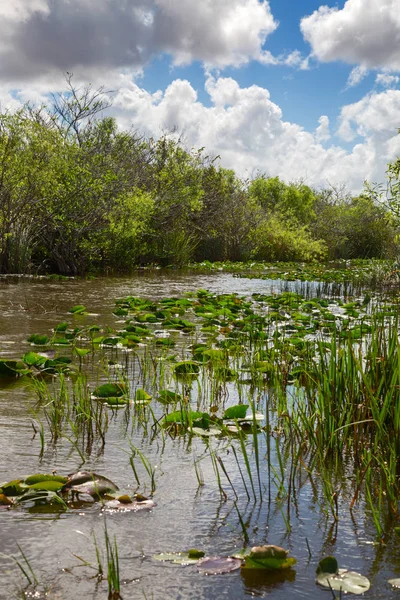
[1,0,400,193]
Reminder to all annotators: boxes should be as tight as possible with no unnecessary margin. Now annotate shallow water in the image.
[0,272,399,600]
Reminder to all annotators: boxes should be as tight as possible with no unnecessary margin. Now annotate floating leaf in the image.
[316,557,370,595]
[158,390,181,404]
[24,474,68,485]
[242,545,296,571]
[93,383,128,398]
[135,388,152,403]
[68,305,86,314]
[197,557,242,574]
[27,334,50,346]
[153,552,201,566]
[223,404,249,420]
[173,361,200,375]
[103,498,155,512]
[316,569,370,594]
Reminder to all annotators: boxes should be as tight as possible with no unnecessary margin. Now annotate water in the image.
[0,272,399,599]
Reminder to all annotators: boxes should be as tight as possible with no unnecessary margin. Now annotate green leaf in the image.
[93,382,128,398]
[223,404,249,420]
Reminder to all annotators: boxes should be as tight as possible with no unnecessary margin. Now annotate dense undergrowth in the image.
[1,77,400,276]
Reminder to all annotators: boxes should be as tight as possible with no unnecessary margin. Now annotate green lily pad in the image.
[135,388,152,403]
[157,390,182,404]
[242,545,296,571]
[93,383,128,398]
[223,404,249,420]
[68,305,86,314]
[24,474,68,485]
[173,361,200,375]
[153,552,202,566]
[27,334,50,345]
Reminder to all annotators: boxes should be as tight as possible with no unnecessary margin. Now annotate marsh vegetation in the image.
[1,267,400,598]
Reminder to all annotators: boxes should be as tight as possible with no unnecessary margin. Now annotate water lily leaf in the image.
[162,410,205,426]
[0,359,31,377]
[28,481,65,492]
[249,545,289,559]
[316,556,338,575]
[54,322,69,332]
[103,498,155,512]
[74,347,91,358]
[135,388,152,403]
[173,361,200,375]
[153,552,201,565]
[93,383,128,398]
[24,474,68,485]
[27,334,50,345]
[158,390,181,404]
[243,556,296,570]
[223,405,249,420]
[68,305,86,314]
[1,479,25,496]
[188,549,205,559]
[197,557,242,574]
[316,569,370,594]
[191,427,221,437]
[22,352,47,367]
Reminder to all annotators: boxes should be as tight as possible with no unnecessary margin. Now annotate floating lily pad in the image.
[197,557,242,574]
[223,404,249,420]
[27,334,50,346]
[316,557,370,594]
[242,545,296,571]
[24,474,68,485]
[93,382,128,399]
[0,360,31,377]
[173,361,200,376]
[103,498,155,512]
[135,388,152,403]
[158,390,181,404]
[153,552,202,566]
[68,305,86,314]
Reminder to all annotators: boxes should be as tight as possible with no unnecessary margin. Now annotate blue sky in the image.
[1,0,399,191]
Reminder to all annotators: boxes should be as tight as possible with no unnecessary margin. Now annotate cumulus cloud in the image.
[110,75,400,192]
[376,73,400,88]
[301,0,400,71]
[0,0,278,81]
[315,116,330,142]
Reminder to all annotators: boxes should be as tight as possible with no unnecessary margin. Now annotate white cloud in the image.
[301,0,400,71]
[111,75,400,192]
[346,65,368,88]
[376,72,400,88]
[315,116,330,142]
[0,0,279,81]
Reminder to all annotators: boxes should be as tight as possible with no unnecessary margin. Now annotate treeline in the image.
[0,80,398,275]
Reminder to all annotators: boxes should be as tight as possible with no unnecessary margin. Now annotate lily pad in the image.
[93,382,128,399]
[316,557,370,594]
[153,552,202,566]
[197,557,242,574]
[223,404,249,420]
[68,305,86,314]
[242,545,296,571]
